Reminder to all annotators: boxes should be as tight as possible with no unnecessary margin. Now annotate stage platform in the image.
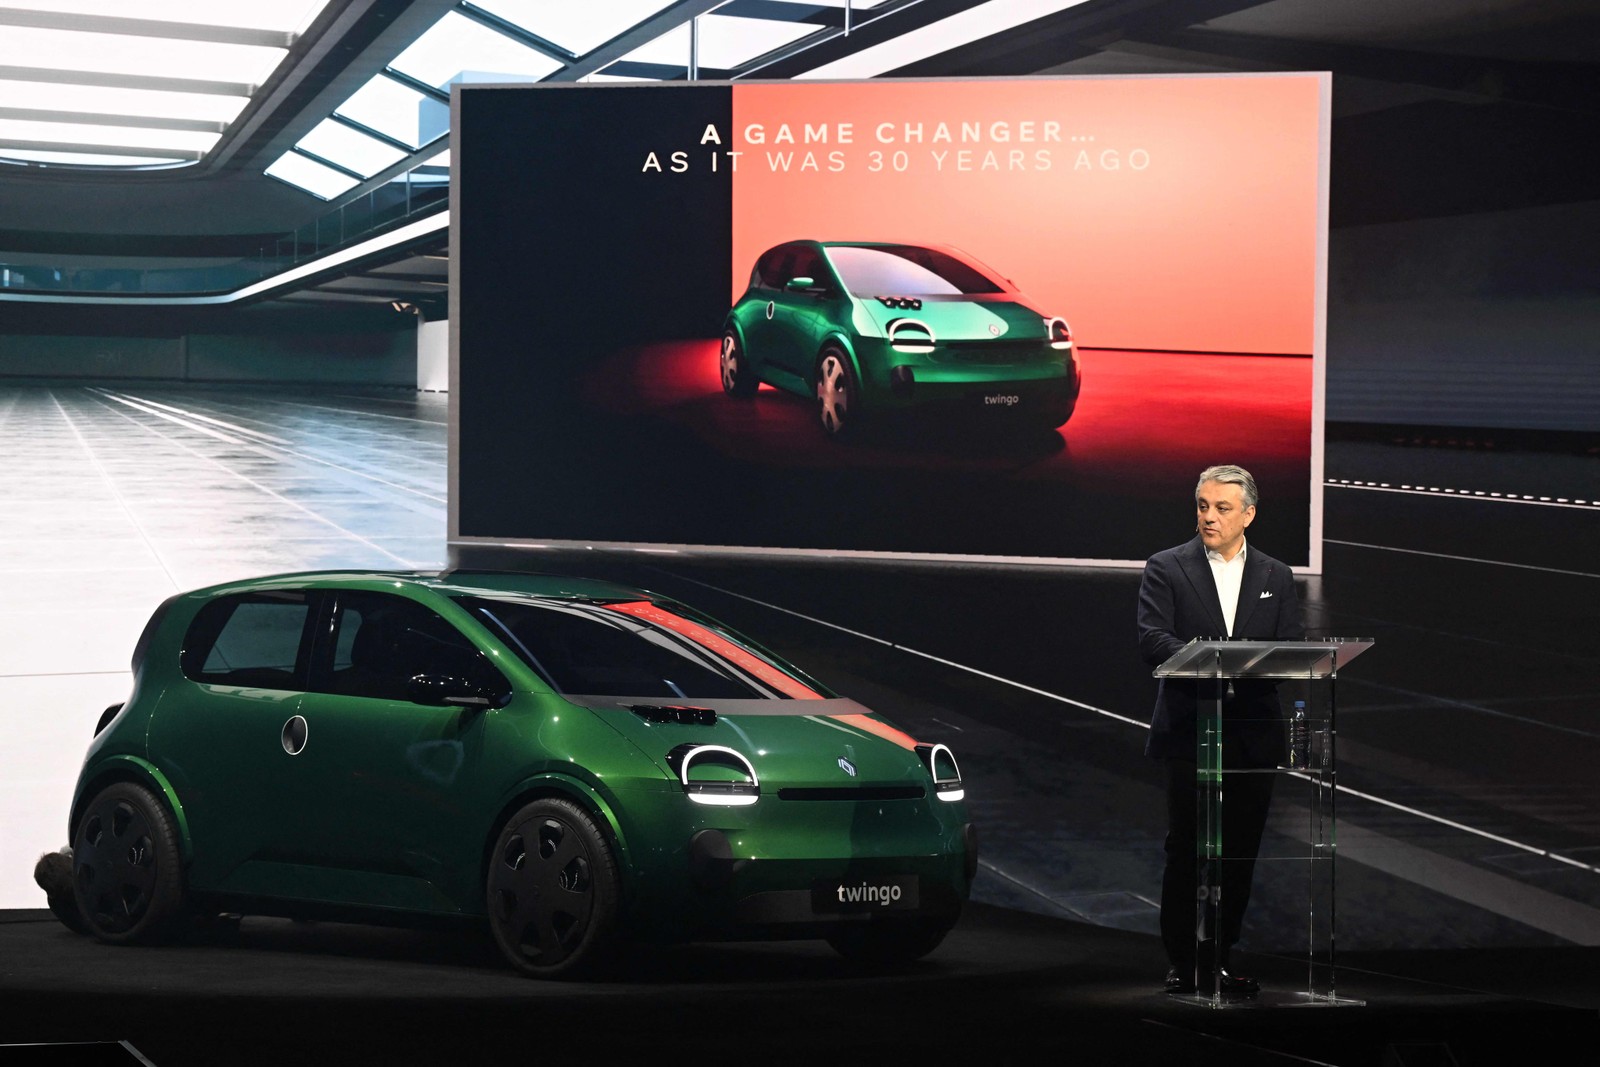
[3,904,1596,1066]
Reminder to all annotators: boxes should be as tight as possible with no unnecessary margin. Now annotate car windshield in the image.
[826,244,1005,297]
[456,595,833,700]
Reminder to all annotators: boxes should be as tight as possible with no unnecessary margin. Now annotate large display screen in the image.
[451,73,1328,568]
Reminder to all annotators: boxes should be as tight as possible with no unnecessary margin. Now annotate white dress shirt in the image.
[1206,538,1247,636]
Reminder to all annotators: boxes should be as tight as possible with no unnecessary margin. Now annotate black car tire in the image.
[815,346,861,440]
[71,782,185,944]
[487,797,620,979]
[827,917,954,967]
[720,331,758,397]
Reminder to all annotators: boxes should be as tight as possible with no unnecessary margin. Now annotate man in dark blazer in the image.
[1137,464,1303,996]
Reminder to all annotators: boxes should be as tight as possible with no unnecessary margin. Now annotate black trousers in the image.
[1160,757,1276,968]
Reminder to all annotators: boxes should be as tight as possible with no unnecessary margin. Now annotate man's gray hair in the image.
[1196,464,1258,508]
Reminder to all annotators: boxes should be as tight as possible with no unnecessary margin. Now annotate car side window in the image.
[789,248,829,290]
[182,592,312,690]
[312,591,505,702]
[753,248,784,289]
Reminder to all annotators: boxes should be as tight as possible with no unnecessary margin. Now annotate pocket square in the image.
[1259,591,1273,599]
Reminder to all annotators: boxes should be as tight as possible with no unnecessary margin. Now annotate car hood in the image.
[568,696,930,789]
[858,295,1049,341]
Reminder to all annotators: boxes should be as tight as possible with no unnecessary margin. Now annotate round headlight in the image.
[667,744,760,806]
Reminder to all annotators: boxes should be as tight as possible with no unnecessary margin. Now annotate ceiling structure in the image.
[0,0,1590,317]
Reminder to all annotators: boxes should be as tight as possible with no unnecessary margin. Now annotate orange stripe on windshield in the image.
[600,601,822,699]
[828,713,919,751]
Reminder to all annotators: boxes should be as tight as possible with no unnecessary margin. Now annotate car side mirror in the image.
[408,674,500,709]
[785,276,819,293]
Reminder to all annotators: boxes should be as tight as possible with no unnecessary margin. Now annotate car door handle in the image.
[281,714,308,755]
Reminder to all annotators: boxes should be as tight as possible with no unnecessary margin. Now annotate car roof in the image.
[183,569,652,603]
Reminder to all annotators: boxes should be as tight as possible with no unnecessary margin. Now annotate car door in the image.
[738,244,791,376]
[287,589,509,912]
[145,589,315,896]
[767,243,836,380]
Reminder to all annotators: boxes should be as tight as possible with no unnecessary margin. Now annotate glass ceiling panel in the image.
[797,0,1090,79]
[296,118,407,177]
[8,0,331,34]
[766,0,893,7]
[265,151,360,200]
[467,0,676,57]
[0,26,286,85]
[0,80,248,124]
[334,76,435,149]
[619,14,820,69]
[0,147,184,166]
[389,11,563,90]
[0,117,219,154]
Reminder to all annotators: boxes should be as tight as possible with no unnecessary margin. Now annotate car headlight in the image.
[667,744,760,806]
[1046,316,1073,350]
[916,743,964,802]
[887,317,936,353]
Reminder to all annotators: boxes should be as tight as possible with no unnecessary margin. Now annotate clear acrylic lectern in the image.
[1155,637,1374,1007]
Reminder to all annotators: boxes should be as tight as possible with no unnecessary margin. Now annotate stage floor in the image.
[3,904,1596,1066]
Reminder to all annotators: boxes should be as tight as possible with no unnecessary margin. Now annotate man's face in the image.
[1195,480,1255,559]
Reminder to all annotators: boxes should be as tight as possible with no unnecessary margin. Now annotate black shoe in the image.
[1167,963,1259,997]
[1215,965,1260,998]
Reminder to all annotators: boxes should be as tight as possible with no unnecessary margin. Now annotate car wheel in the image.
[827,918,955,967]
[71,782,184,944]
[815,347,860,440]
[720,331,757,396]
[487,797,620,979]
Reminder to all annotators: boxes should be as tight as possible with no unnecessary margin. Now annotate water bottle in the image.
[1288,701,1309,769]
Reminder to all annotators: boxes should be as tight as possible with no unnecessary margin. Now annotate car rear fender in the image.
[69,754,193,863]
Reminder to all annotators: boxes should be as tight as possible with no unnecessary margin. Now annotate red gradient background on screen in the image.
[729,75,1324,355]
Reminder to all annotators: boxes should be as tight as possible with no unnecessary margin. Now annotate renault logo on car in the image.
[838,757,857,777]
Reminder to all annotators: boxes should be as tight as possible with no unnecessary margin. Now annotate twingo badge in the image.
[838,757,857,777]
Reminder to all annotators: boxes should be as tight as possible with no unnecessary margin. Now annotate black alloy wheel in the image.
[486,798,620,978]
[71,781,184,943]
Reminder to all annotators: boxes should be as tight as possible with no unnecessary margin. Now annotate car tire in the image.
[486,797,620,979]
[720,331,758,397]
[827,917,955,967]
[815,347,860,440]
[71,782,185,944]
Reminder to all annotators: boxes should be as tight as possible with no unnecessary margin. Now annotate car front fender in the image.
[486,770,635,877]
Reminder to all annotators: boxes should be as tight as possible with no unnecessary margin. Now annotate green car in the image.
[63,571,975,977]
[722,240,1082,439]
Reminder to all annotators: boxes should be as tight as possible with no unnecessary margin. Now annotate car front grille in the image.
[941,341,1050,363]
[776,786,927,801]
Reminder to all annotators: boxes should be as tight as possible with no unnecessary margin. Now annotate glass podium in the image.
[1155,637,1374,1007]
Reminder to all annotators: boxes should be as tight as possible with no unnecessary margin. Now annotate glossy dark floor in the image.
[3,904,1596,1067]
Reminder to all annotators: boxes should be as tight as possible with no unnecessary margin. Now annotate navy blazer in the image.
[1137,535,1304,765]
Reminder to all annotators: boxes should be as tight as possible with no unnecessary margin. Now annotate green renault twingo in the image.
[722,240,1081,439]
[63,571,975,977]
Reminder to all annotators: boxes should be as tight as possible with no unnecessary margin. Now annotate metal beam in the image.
[0,64,254,97]
[0,107,227,134]
[546,0,727,81]
[0,137,198,161]
[0,6,294,48]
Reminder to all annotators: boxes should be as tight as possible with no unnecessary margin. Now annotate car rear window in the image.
[456,595,833,700]
[181,591,311,689]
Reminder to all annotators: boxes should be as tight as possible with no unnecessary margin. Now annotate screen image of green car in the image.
[722,240,1082,439]
[58,571,975,978]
